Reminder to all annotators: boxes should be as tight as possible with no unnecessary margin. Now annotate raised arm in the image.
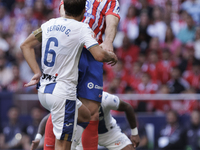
[20,31,42,87]
[30,114,50,150]
[100,15,119,52]
[117,100,140,148]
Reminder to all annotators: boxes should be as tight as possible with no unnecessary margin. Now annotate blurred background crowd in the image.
[1,0,200,149]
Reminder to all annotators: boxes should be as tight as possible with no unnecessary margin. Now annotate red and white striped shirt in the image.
[83,0,120,44]
[59,0,120,44]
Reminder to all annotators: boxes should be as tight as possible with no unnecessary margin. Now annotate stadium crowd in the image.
[1,0,200,113]
[0,0,200,150]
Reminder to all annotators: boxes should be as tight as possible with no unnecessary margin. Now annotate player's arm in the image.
[100,0,120,52]
[20,28,42,87]
[88,45,118,66]
[30,114,50,150]
[100,14,119,52]
[117,100,140,148]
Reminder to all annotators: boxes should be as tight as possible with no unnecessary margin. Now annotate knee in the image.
[90,111,99,121]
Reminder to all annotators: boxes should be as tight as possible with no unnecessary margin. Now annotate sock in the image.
[82,121,99,150]
[71,122,89,150]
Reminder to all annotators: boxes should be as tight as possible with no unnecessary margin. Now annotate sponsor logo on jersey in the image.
[87,82,103,90]
[42,73,58,82]
[95,85,103,90]
[87,82,94,89]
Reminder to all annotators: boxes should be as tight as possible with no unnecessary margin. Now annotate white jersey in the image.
[98,91,120,134]
[38,17,98,100]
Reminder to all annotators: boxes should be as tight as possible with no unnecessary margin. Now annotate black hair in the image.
[64,0,86,17]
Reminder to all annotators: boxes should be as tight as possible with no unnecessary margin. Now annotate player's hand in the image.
[30,139,40,150]
[99,41,114,52]
[131,135,140,148]
[107,52,118,66]
[25,73,41,87]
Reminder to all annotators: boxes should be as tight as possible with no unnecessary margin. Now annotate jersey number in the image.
[44,37,58,67]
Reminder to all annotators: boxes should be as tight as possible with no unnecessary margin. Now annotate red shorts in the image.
[44,114,55,150]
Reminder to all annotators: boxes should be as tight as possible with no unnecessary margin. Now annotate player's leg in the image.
[77,48,103,150]
[45,93,77,150]
[44,115,55,150]
[43,99,91,150]
[121,144,135,150]
[98,126,132,150]
[71,99,91,150]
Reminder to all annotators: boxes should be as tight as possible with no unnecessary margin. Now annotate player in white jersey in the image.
[20,0,118,149]
[30,92,140,150]
[76,92,140,150]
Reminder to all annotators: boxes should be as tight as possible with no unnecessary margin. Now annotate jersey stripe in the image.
[82,0,120,44]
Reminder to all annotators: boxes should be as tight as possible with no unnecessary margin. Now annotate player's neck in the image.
[64,15,82,22]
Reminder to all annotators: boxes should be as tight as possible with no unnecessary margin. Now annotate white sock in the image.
[71,125,84,150]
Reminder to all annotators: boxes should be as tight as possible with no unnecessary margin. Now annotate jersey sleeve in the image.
[32,27,42,43]
[102,92,120,111]
[105,0,120,20]
[79,24,99,50]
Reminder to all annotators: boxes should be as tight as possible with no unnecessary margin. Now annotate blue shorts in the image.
[77,47,103,103]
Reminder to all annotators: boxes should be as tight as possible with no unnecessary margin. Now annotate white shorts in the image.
[76,125,132,150]
[38,91,78,141]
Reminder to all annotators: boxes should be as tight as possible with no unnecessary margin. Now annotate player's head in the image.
[63,0,86,19]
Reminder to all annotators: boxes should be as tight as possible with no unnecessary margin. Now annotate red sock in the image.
[82,120,99,150]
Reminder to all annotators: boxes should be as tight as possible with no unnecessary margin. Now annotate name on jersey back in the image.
[47,25,71,36]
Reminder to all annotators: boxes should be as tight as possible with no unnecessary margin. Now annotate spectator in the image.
[147,6,167,42]
[181,0,200,25]
[14,51,34,84]
[177,13,196,44]
[116,35,140,69]
[171,9,187,36]
[0,50,13,91]
[135,11,152,53]
[185,110,200,150]
[136,72,158,112]
[0,106,24,149]
[138,0,153,19]
[183,61,200,92]
[157,49,176,84]
[12,0,26,19]
[157,110,186,150]
[167,67,190,93]
[0,4,11,33]
[128,61,143,90]
[136,72,158,94]
[142,51,159,82]
[160,26,181,59]
[178,44,196,72]
[23,107,43,150]
[119,5,139,41]
[155,85,171,113]
[194,27,200,60]
[147,37,161,58]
